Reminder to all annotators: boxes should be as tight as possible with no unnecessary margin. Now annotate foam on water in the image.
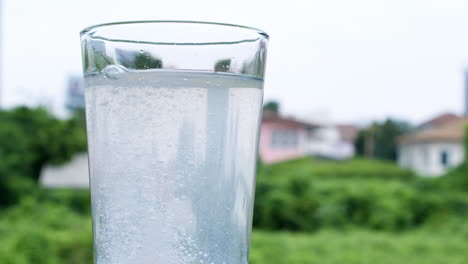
[85,69,263,264]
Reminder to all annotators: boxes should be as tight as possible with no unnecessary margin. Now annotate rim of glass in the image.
[80,20,269,45]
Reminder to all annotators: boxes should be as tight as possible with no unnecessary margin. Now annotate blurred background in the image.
[1,0,468,263]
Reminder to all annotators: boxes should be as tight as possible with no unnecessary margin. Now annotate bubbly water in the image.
[84,68,263,264]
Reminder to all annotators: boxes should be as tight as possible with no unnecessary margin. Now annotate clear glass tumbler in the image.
[80,21,268,264]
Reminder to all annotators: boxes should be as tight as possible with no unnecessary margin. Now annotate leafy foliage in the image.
[250,230,468,264]
[355,119,413,160]
[214,58,231,72]
[132,52,163,69]
[0,106,467,263]
[465,124,468,162]
[263,101,280,113]
[0,198,93,264]
[253,158,468,232]
[0,107,87,208]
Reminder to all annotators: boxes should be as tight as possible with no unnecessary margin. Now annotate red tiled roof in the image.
[400,118,467,144]
[262,110,319,128]
[418,113,461,130]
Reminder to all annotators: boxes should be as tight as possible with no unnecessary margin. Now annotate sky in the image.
[2,0,468,124]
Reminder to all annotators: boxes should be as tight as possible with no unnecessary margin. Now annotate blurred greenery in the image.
[0,107,87,208]
[254,158,468,232]
[355,119,413,161]
[263,100,280,113]
[250,229,468,264]
[214,58,231,72]
[123,51,163,70]
[0,197,93,264]
[465,124,468,161]
[0,106,467,263]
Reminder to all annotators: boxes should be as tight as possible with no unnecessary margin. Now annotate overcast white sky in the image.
[3,0,468,123]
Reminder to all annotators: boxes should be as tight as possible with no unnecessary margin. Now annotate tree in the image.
[0,107,87,208]
[214,58,231,72]
[355,119,413,161]
[133,52,163,69]
[465,124,468,164]
[263,101,280,113]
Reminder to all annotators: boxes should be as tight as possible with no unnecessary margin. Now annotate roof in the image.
[336,124,359,142]
[400,118,467,145]
[262,110,319,128]
[418,113,461,130]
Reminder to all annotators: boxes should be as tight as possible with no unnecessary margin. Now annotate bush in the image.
[0,198,93,264]
[0,107,87,208]
[253,158,468,232]
[250,230,468,264]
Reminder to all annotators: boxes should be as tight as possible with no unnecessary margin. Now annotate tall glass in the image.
[80,21,268,264]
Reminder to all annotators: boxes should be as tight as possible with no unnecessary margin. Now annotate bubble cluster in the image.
[85,70,263,264]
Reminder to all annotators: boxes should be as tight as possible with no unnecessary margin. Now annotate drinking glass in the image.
[80,21,268,264]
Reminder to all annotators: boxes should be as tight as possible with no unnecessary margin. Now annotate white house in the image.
[40,153,89,188]
[398,117,466,176]
[306,124,357,160]
[259,110,358,164]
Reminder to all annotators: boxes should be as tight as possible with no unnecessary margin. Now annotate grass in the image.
[250,229,468,264]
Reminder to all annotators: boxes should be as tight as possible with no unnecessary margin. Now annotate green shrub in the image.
[0,197,93,264]
[0,107,87,208]
[464,124,468,162]
[250,230,468,264]
[253,158,468,232]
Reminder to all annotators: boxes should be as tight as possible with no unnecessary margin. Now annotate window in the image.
[440,151,450,167]
[271,130,298,149]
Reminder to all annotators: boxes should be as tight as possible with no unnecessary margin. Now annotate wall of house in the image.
[259,122,307,164]
[399,142,464,176]
[40,153,89,188]
[307,126,355,159]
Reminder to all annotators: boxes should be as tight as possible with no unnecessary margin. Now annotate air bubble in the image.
[103,65,127,79]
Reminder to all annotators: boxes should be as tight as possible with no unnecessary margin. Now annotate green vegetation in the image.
[250,230,468,264]
[263,100,280,113]
[0,197,93,264]
[0,106,467,263]
[355,119,413,160]
[465,124,468,162]
[126,51,163,70]
[254,158,468,232]
[0,107,86,208]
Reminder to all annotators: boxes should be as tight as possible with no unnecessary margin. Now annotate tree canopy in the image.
[263,101,280,113]
[0,107,87,208]
[355,119,413,161]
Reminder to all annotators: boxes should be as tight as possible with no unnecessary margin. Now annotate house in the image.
[417,113,460,131]
[398,115,466,176]
[40,153,89,188]
[258,110,358,164]
[259,110,314,164]
[307,124,358,160]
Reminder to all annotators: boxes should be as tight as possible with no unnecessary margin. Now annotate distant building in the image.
[399,71,468,176]
[40,153,89,188]
[417,113,460,131]
[65,76,85,110]
[259,110,314,163]
[307,124,357,160]
[259,110,358,164]
[398,115,466,176]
